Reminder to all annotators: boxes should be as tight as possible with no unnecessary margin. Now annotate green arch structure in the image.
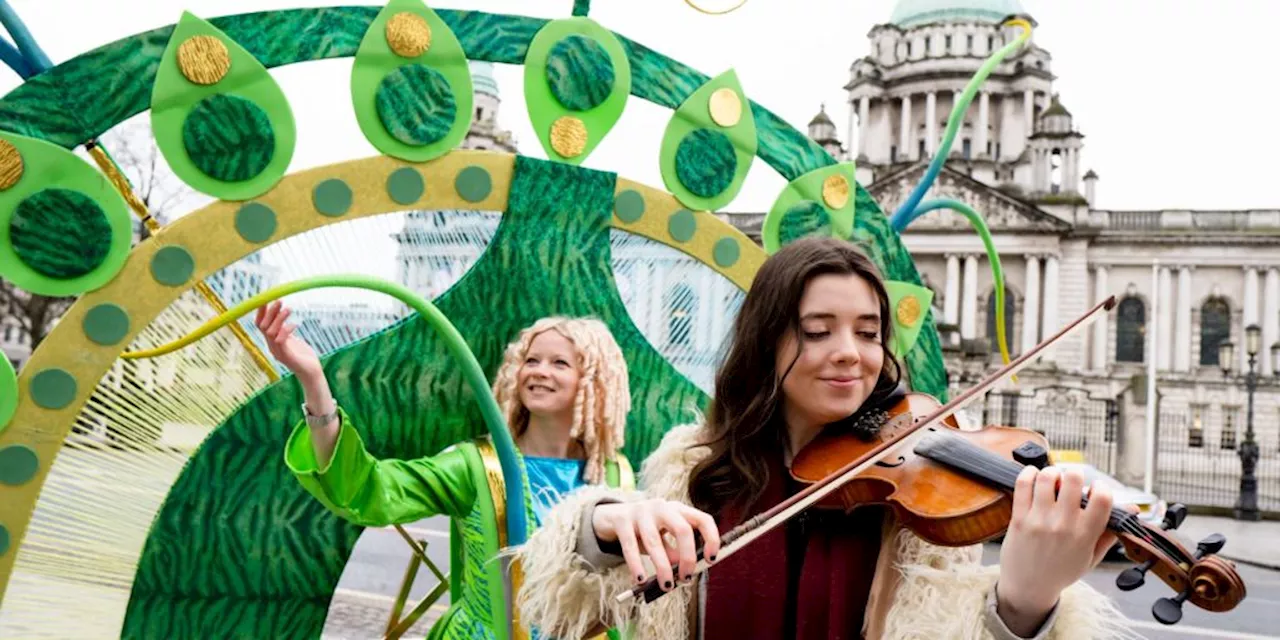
[0,6,946,638]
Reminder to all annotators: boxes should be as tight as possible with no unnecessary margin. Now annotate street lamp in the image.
[1218,324,1272,521]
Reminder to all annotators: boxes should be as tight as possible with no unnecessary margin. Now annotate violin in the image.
[617,296,1248,627]
[790,391,1246,625]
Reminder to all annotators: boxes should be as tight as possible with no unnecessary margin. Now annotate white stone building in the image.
[831,0,1280,513]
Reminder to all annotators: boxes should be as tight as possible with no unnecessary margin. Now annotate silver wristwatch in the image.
[302,402,339,428]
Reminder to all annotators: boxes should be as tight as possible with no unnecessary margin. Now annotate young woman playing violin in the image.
[514,236,1135,640]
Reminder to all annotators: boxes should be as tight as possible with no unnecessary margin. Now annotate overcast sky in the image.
[1,0,1276,216]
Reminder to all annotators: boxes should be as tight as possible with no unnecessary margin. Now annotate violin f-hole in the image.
[875,455,907,468]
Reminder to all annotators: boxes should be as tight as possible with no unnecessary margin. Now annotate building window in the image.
[962,138,971,160]
[1188,405,1205,448]
[475,107,482,120]
[890,145,897,162]
[944,35,952,51]
[924,36,930,54]
[907,41,913,56]
[988,35,994,50]
[1221,408,1237,450]
[994,142,1001,161]
[967,34,974,52]
[1199,297,1230,366]
[986,140,993,157]
[918,139,926,158]
[1115,296,1146,363]
[986,287,1015,354]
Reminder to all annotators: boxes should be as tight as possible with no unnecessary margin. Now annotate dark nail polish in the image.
[683,573,692,583]
[636,574,645,583]
[708,554,717,563]
[663,580,673,590]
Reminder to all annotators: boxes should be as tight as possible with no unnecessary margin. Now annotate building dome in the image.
[889,0,1026,28]
[469,61,500,97]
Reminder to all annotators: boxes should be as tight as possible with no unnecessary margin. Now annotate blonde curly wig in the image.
[491,317,631,484]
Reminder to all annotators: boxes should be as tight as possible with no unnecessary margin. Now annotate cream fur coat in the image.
[514,423,1138,639]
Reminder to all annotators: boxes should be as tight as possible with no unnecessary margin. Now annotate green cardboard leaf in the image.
[761,162,856,254]
[150,11,296,201]
[351,0,473,162]
[658,70,755,211]
[0,132,132,297]
[885,280,934,359]
[524,17,630,164]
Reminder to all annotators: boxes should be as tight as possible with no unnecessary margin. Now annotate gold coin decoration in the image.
[708,87,742,127]
[385,12,432,58]
[896,295,921,327]
[0,140,23,190]
[550,116,588,158]
[177,35,231,86]
[822,174,850,209]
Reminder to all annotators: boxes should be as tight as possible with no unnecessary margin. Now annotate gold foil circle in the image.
[550,116,588,158]
[896,295,921,328]
[822,174,850,209]
[0,140,23,191]
[177,35,231,86]
[385,12,432,58]
[708,88,742,127]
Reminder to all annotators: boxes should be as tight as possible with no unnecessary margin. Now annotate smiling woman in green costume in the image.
[257,302,635,640]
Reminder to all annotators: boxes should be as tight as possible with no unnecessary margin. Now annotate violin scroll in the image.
[1112,510,1246,625]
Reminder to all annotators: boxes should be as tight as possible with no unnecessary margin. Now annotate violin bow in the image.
[618,295,1119,603]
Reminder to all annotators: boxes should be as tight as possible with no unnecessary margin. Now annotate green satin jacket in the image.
[284,408,633,640]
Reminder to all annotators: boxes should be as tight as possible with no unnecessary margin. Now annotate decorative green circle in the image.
[0,356,15,429]
[779,201,832,246]
[83,303,130,346]
[9,189,112,280]
[150,245,195,287]
[546,34,615,112]
[313,179,353,217]
[668,209,697,243]
[713,237,740,268]
[234,202,277,243]
[29,368,76,410]
[181,94,276,183]
[0,525,8,556]
[387,167,425,205]
[614,190,645,223]
[375,64,457,146]
[675,128,737,199]
[0,445,38,485]
[455,166,492,203]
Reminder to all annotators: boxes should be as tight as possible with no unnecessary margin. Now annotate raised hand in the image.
[995,466,1117,635]
[254,300,321,380]
[592,499,721,592]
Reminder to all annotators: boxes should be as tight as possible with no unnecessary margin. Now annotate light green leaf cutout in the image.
[151,11,296,201]
[524,17,630,164]
[885,280,934,359]
[351,0,473,162]
[659,70,756,211]
[761,162,856,254]
[0,133,132,297]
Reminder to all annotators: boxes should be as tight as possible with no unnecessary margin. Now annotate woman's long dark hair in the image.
[688,236,903,517]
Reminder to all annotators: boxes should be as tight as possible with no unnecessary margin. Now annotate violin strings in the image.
[915,430,1193,565]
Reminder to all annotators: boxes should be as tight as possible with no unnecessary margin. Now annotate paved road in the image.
[327,515,1280,639]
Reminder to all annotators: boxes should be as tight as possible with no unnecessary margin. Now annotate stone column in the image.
[961,254,978,339]
[899,95,912,160]
[1041,255,1060,360]
[1175,266,1193,372]
[847,99,858,160]
[1024,89,1035,137]
[1093,265,1109,370]
[1021,255,1041,355]
[1244,266,1260,372]
[857,96,870,158]
[944,254,961,327]
[1265,267,1280,375]
[1157,266,1173,370]
[925,91,937,157]
[977,91,990,156]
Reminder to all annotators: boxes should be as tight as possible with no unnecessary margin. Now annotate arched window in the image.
[666,283,696,347]
[1115,296,1145,363]
[1199,297,1231,366]
[986,287,1015,353]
